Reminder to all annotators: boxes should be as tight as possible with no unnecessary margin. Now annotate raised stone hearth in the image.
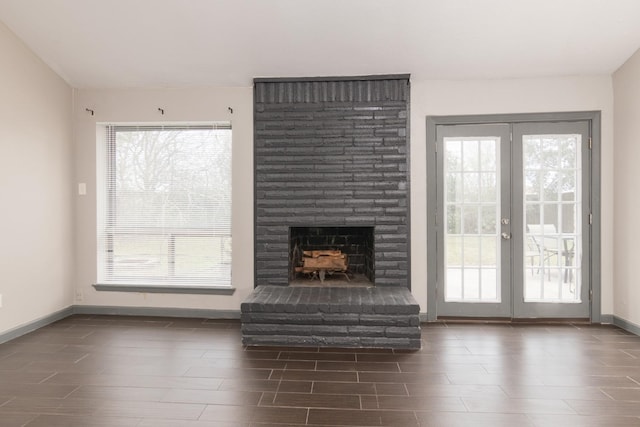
[241,286,421,349]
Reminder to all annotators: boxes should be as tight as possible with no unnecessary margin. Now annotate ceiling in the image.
[1,0,639,89]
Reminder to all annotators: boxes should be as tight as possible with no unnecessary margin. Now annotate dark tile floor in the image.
[1,315,640,426]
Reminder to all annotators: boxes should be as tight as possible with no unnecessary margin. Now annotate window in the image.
[97,124,232,289]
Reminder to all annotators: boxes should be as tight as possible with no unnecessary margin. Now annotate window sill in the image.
[92,283,236,295]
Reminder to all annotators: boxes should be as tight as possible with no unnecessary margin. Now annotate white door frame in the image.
[425,111,601,322]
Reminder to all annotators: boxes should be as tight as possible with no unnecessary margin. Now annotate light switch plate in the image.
[78,183,87,196]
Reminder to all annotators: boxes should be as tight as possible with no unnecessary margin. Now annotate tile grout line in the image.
[628,376,640,386]
[38,372,58,384]
[0,396,16,408]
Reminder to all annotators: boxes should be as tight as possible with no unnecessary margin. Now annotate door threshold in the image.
[436,316,590,324]
[511,317,590,324]
[437,317,511,324]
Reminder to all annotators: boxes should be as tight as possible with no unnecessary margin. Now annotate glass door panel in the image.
[513,122,590,318]
[444,137,500,302]
[523,133,581,302]
[436,124,511,317]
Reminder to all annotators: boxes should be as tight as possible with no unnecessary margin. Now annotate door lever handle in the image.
[501,232,511,240]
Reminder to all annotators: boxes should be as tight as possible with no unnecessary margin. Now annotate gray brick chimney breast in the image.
[254,76,411,288]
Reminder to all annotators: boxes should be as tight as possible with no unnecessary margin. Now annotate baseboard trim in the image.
[0,306,74,345]
[612,315,640,336]
[0,305,241,344]
[72,305,241,319]
[3,307,638,345]
[600,314,614,324]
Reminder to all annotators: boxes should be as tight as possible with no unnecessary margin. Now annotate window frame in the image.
[94,123,235,295]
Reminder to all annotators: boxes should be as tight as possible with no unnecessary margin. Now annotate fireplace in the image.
[289,226,374,286]
[244,75,419,349]
[254,75,410,288]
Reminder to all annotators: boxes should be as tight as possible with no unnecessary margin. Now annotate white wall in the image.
[409,76,615,317]
[73,76,614,319]
[613,49,640,325]
[73,87,254,312]
[0,16,622,333]
[0,22,74,335]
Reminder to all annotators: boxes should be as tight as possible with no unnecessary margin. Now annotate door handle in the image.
[501,232,511,240]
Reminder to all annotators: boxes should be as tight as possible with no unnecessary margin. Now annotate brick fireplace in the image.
[254,75,411,288]
[243,75,420,349]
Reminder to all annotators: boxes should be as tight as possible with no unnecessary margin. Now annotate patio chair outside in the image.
[526,223,575,283]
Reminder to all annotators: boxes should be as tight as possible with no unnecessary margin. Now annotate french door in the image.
[430,116,595,319]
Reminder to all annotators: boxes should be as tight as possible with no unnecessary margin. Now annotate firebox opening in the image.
[289,226,374,287]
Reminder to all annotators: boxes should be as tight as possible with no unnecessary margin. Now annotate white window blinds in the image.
[97,124,232,287]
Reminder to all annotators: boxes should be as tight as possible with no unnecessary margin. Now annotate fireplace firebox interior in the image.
[289,226,374,286]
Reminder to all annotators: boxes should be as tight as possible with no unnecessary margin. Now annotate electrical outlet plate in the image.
[75,290,83,302]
